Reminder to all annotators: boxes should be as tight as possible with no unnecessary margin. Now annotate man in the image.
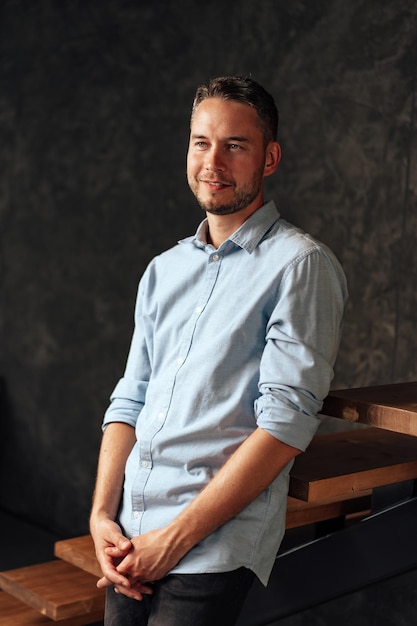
[90,76,347,625]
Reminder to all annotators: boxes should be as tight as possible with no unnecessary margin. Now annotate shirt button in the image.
[195,306,202,314]
[177,357,184,365]
[212,254,220,261]
[141,460,149,468]
[133,511,140,520]
[158,412,165,420]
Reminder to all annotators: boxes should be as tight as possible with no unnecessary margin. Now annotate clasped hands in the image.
[94,520,183,602]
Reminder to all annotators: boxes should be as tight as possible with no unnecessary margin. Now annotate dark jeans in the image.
[104,567,254,626]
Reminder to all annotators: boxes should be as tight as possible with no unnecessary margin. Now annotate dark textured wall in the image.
[0,0,416,537]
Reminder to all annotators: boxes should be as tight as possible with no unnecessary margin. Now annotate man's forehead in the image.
[191,98,260,133]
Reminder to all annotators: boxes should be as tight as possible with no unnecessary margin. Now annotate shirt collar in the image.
[179,201,280,254]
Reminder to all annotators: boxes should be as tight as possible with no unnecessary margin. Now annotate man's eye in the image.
[228,144,241,150]
[196,141,208,149]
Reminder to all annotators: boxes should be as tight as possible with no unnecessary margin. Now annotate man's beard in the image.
[203,186,260,215]
[190,166,265,216]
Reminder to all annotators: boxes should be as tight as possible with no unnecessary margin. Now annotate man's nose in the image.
[205,147,225,171]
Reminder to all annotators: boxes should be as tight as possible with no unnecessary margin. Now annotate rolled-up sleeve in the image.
[255,245,347,451]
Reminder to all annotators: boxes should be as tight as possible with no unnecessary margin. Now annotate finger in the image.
[101,524,132,552]
[115,536,132,551]
[105,545,131,558]
[97,574,130,589]
[113,584,144,602]
[131,581,154,595]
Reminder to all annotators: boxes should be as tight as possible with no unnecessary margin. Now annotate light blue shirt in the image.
[103,201,347,585]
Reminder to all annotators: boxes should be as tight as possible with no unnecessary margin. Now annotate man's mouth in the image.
[200,179,233,190]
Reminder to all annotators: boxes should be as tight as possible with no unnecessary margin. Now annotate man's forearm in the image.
[90,422,136,527]
[164,427,300,557]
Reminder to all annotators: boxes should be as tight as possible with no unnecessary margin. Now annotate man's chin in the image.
[196,193,235,215]
[204,204,243,216]
[194,193,243,216]
[200,196,258,216]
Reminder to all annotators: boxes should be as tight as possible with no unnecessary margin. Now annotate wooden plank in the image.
[0,591,103,625]
[285,492,372,529]
[55,535,102,578]
[0,561,105,621]
[289,427,417,501]
[322,382,417,436]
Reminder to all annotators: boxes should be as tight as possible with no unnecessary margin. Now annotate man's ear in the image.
[264,142,281,177]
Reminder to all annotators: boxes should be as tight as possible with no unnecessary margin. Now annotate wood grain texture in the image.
[54,535,102,578]
[290,427,417,501]
[0,560,105,621]
[286,492,372,529]
[323,382,417,436]
[0,591,103,625]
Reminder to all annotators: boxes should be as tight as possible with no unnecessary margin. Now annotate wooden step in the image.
[0,560,105,621]
[289,427,417,501]
[285,492,372,529]
[0,591,103,625]
[55,535,101,578]
[322,381,417,436]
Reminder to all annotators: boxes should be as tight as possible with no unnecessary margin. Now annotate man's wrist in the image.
[89,509,114,534]
[165,515,202,558]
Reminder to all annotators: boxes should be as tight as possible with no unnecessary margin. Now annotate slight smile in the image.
[200,179,234,191]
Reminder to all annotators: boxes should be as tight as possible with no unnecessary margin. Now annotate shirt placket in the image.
[131,249,224,534]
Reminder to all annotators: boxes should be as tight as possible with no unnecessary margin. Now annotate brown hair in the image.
[191,76,279,146]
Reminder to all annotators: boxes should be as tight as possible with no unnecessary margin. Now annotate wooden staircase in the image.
[1,426,417,624]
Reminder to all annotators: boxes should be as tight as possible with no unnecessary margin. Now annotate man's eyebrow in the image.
[190,133,250,142]
[226,136,250,142]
